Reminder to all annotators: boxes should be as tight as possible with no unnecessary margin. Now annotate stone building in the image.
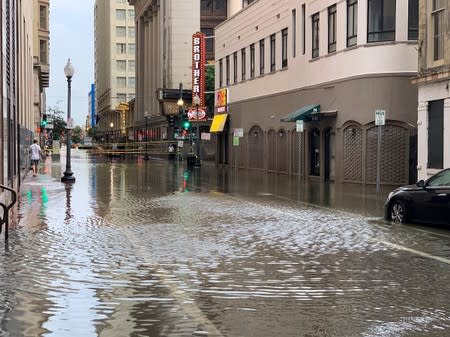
[94,0,136,143]
[215,0,419,185]
[413,0,449,180]
[1,0,37,190]
[127,0,199,143]
[127,0,230,151]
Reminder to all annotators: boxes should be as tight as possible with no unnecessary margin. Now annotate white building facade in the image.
[414,0,449,180]
[215,0,419,185]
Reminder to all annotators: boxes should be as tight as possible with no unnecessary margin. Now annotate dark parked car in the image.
[384,168,450,225]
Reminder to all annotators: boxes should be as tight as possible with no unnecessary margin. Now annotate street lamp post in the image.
[193,94,201,167]
[61,59,75,183]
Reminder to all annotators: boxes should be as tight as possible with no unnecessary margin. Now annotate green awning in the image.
[280,104,320,122]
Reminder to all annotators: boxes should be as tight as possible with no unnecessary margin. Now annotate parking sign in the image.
[375,110,385,126]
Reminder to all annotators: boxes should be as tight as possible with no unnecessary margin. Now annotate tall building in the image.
[127,0,230,151]
[33,0,50,144]
[413,0,449,180]
[88,83,96,130]
[128,0,200,143]
[94,0,135,143]
[214,0,419,186]
[0,1,35,191]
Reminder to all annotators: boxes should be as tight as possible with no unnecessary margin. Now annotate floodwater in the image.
[1,150,450,337]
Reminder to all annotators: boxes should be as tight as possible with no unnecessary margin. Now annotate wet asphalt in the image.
[1,149,450,337]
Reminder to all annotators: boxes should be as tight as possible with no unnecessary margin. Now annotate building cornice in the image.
[412,69,450,85]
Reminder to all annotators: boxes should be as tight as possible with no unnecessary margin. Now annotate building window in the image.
[202,28,214,56]
[328,5,337,53]
[432,0,445,60]
[117,43,126,54]
[226,55,230,85]
[312,13,320,58]
[116,9,126,20]
[116,60,126,71]
[347,0,358,46]
[233,52,238,83]
[281,29,288,68]
[202,0,226,15]
[128,43,135,54]
[128,10,135,20]
[250,44,255,78]
[117,77,126,88]
[128,77,136,88]
[201,0,212,13]
[116,26,126,37]
[428,100,444,169]
[292,9,297,57]
[215,0,227,16]
[219,59,223,87]
[128,27,135,38]
[408,0,418,40]
[39,5,48,30]
[241,48,246,80]
[302,4,306,55]
[39,40,48,64]
[367,0,396,42]
[117,93,127,103]
[128,60,135,72]
[259,39,265,75]
[270,34,276,72]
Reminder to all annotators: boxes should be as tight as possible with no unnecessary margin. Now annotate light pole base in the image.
[61,173,76,183]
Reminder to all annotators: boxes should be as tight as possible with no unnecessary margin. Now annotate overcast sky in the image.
[47,1,95,126]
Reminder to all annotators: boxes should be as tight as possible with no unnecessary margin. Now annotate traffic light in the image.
[182,120,191,130]
[41,114,48,126]
[181,112,191,130]
[167,115,177,127]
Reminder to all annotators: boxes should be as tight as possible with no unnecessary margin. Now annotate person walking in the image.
[29,139,42,177]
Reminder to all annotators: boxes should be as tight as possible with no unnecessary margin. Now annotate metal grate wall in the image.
[366,125,410,185]
[267,130,276,171]
[248,126,264,169]
[277,129,288,172]
[343,126,363,182]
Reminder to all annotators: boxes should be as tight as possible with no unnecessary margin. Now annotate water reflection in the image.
[1,152,450,337]
[64,183,73,222]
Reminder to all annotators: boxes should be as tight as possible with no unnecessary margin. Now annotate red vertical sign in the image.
[192,32,206,107]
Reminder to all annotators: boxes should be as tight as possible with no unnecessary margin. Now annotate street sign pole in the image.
[376,125,382,193]
[375,110,385,193]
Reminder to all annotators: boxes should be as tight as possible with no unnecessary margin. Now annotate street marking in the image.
[122,229,225,337]
[375,239,450,265]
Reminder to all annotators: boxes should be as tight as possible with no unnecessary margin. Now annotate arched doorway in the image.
[248,126,264,170]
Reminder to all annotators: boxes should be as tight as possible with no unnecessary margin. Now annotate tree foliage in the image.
[71,126,83,144]
[205,65,215,116]
[46,106,67,140]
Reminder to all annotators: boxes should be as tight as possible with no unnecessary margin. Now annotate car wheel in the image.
[390,200,407,224]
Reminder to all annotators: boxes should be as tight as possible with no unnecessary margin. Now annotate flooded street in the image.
[1,150,450,337]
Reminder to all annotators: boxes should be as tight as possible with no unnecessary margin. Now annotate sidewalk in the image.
[12,155,57,231]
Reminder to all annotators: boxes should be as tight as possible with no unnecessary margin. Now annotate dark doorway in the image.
[428,99,443,169]
[217,132,229,164]
[309,129,320,176]
[409,133,417,184]
[324,128,331,181]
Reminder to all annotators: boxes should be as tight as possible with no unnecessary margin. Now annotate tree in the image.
[71,126,83,144]
[46,106,67,141]
[205,65,215,117]
[87,127,96,138]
